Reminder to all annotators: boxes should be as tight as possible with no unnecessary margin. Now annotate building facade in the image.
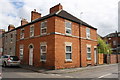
[15,4,97,69]
[104,32,120,54]
[103,32,120,63]
[0,29,5,57]
[3,25,16,56]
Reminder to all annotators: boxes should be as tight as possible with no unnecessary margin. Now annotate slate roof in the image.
[4,9,97,34]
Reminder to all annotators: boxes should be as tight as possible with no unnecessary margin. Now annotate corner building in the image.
[16,4,97,69]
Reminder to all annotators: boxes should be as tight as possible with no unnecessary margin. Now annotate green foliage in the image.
[98,37,112,54]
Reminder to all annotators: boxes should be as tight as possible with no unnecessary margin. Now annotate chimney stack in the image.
[21,18,28,26]
[50,3,63,14]
[31,9,41,21]
[0,29,5,34]
[8,24,15,31]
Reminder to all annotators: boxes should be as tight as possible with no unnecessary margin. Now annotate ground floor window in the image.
[40,42,47,61]
[87,45,91,60]
[65,42,72,61]
[19,45,24,60]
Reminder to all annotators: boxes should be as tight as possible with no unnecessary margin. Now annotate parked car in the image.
[2,55,20,67]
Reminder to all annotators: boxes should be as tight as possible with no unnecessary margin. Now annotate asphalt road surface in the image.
[1,64,119,79]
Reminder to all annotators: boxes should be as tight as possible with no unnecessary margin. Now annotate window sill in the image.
[65,34,72,36]
[40,60,46,62]
[86,38,91,40]
[30,36,34,38]
[65,59,72,63]
[20,38,24,40]
[87,58,91,61]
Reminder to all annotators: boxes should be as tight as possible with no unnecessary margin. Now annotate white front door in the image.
[94,48,97,64]
[29,48,33,66]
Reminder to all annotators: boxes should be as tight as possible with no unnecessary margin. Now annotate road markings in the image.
[98,73,111,78]
[65,76,73,78]
[50,74,61,76]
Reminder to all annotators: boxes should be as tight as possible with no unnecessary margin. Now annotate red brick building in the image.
[103,32,120,64]
[16,4,97,69]
[0,29,5,57]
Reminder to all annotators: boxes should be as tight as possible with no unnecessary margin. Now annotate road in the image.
[1,64,119,79]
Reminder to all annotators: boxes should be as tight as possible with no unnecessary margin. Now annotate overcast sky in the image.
[0,0,119,37]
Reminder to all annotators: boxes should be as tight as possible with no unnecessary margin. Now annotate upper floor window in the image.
[113,41,116,46]
[11,34,13,38]
[20,28,24,39]
[41,21,47,35]
[86,28,90,39]
[118,34,120,37]
[5,35,7,42]
[65,21,72,35]
[11,34,13,42]
[30,25,34,37]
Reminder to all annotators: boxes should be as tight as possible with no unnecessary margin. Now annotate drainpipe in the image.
[79,23,81,67]
[79,12,83,67]
[116,31,118,63]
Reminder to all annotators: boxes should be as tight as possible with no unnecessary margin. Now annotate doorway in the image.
[29,44,34,66]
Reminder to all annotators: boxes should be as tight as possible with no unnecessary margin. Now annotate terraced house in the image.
[3,25,16,56]
[6,4,97,69]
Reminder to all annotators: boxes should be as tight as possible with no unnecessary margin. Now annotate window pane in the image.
[41,53,46,60]
[66,22,71,28]
[41,46,46,52]
[87,53,91,59]
[41,28,46,33]
[41,22,47,28]
[66,53,71,59]
[87,47,91,52]
[118,34,120,37]
[66,46,71,52]
[86,28,90,33]
[66,29,71,34]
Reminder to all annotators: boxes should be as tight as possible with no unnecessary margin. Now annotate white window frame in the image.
[86,28,90,39]
[65,21,72,35]
[40,42,47,62]
[118,34,120,37]
[41,21,47,35]
[86,44,91,60]
[0,48,3,53]
[19,45,24,60]
[65,42,72,61]
[113,40,116,45]
[30,25,34,37]
[20,28,24,39]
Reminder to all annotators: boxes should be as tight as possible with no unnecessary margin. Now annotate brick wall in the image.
[16,17,56,69]
[54,16,97,68]
[110,54,117,64]
[16,15,97,69]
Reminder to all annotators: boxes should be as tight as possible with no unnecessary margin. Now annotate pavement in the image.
[20,63,119,74]
[2,63,119,79]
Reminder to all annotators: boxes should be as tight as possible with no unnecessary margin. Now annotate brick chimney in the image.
[21,18,28,26]
[50,3,63,14]
[0,29,5,34]
[8,24,15,31]
[31,9,41,21]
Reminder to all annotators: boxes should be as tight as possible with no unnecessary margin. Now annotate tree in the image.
[98,37,112,54]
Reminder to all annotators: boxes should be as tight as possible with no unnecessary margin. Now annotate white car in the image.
[2,55,20,67]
